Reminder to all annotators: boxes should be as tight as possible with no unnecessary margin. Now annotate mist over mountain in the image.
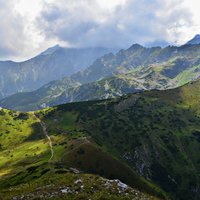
[0,45,117,98]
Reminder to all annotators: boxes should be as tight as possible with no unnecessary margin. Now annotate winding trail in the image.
[33,113,54,161]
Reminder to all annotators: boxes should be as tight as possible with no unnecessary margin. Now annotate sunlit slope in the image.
[2,79,200,199]
[34,79,200,200]
[0,108,164,200]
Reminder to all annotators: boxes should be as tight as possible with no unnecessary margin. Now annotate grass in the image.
[0,168,160,200]
[0,105,166,199]
[176,64,200,86]
[2,79,200,199]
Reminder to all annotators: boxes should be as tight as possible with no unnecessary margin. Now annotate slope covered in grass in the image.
[0,108,164,199]
[1,79,200,199]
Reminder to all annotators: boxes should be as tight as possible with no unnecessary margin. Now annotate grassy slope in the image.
[0,109,50,175]
[0,108,164,199]
[1,168,160,200]
[1,79,200,199]
[175,64,200,86]
[38,79,200,200]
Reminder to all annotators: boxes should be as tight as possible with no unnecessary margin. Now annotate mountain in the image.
[2,78,200,199]
[0,65,173,111]
[40,44,61,55]
[71,43,200,84]
[186,34,200,45]
[3,43,200,111]
[0,46,117,98]
[146,40,169,48]
[0,108,165,200]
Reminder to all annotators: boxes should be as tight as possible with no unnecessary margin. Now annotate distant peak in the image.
[40,44,61,56]
[127,44,144,51]
[145,40,169,48]
[194,34,200,38]
[53,44,61,48]
[186,34,200,45]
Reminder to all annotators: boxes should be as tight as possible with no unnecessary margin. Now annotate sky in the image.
[0,0,200,61]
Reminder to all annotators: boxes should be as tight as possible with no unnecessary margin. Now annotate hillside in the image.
[0,46,115,98]
[1,79,200,199]
[0,108,164,200]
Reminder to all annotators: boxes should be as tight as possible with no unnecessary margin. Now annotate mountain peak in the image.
[40,44,61,56]
[194,34,200,38]
[127,44,144,51]
[186,34,200,45]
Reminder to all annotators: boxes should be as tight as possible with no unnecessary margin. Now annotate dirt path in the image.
[33,113,54,161]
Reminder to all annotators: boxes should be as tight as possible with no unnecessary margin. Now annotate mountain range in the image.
[0,46,117,98]
[2,42,200,111]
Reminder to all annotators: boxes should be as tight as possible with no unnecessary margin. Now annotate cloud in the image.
[0,0,199,60]
[0,0,58,60]
[37,0,193,49]
[0,0,26,59]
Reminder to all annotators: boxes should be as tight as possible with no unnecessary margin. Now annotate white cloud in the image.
[37,0,193,48]
[0,0,59,61]
[0,0,25,59]
[0,0,199,60]
[181,0,200,43]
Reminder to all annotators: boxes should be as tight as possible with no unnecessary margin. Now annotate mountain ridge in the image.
[186,34,200,45]
[0,46,117,98]
[3,43,200,111]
